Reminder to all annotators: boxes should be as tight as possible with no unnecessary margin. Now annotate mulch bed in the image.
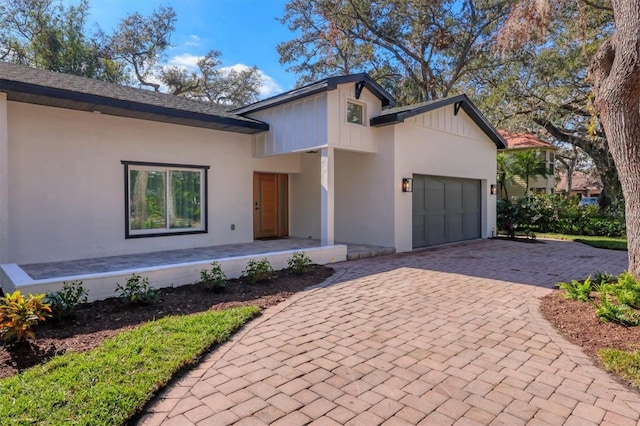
[0,266,334,379]
[540,291,640,359]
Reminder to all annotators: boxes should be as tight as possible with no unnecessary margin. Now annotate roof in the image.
[0,62,268,134]
[498,129,557,150]
[370,95,507,149]
[233,73,396,115]
[557,171,603,192]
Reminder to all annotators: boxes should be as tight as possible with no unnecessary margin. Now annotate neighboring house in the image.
[556,171,603,198]
[0,62,505,297]
[498,130,557,197]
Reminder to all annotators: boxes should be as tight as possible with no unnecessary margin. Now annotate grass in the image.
[599,349,640,387]
[536,233,628,251]
[0,306,259,425]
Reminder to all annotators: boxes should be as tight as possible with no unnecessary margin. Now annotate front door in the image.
[253,172,288,239]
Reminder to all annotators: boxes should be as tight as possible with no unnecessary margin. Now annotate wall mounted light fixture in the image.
[402,178,413,193]
[490,184,497,195]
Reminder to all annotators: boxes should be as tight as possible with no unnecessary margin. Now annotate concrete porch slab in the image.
[0,239,348,301]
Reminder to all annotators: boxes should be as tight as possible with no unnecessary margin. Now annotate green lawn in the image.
[536,233,628,251]
[599,349,640,388]
[0,306,259,425]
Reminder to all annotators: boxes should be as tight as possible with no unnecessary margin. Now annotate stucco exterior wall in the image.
[289,152,321,240]
[393,106,498,252]
[7,101,301,264]
[334,147,395,247]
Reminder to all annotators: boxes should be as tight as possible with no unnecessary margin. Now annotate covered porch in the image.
[0,238,393,301]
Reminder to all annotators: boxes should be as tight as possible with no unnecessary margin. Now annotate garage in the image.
[412,175,481,248]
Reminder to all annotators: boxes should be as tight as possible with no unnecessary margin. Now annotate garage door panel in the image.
[427,214,447,246]
[446,213,463,242]
[412,175,481,248]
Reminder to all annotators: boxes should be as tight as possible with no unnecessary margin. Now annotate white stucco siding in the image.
[6,102,300,264]
[327,84,381,153]
[393,110,498,252]
[0,93,8,263]
[334,146,395,247]
[250,94,328,157]
[289,152,321,240]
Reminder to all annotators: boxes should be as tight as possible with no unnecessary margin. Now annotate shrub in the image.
[115,274,158,304]
[200,262,227,292]
[497,193,626,238]
[287,252,314,275]
[609,271,640,308]
[595,293,640,326]
[0,291,51,343]
[241,258,275,284]
[559,277,592,302]
[45,281,88,320]
[593,271,614,286]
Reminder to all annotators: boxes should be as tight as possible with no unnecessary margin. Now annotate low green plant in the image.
[0,291,51,343]
[595,293,640,326]
[115,274,158,304]
[599,349,640,388]
[287,251,314,275]
[200,262,227,292]
[610,271,640,308]
[593,270,614,286]
[45,280,88,320]
[241,258,275,284]
[559,277,592,302]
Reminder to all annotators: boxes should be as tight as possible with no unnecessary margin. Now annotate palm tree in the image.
[496,152,513,198]
[511,149,549,195]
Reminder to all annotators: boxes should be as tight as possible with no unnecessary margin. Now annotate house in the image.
[0,62,505,300]
[556,171,602,198]
[498,130,556,197]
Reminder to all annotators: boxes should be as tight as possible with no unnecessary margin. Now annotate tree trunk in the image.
[590,0,640,277]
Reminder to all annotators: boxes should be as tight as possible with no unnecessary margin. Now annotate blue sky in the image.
[86,0,298,97]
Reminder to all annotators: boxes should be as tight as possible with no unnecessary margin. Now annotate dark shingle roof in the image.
[371,94,507,149]
[233,73,396,115]
[0,62,268,134]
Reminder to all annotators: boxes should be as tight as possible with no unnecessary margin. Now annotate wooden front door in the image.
[253,173,289,239]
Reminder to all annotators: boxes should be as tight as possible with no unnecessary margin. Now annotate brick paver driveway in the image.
[138,239,640,425]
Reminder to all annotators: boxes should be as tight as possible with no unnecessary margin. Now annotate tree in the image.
[278,0,511,103]
[105,6,176,92]
[499,0,640,276]
[0,2,262,106]
[496,152,513,198]
[463,2,621,204]
[511,150,549,195]
[0,0,126,82]
[160,50,263,107]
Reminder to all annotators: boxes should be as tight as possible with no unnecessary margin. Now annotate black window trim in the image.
[122,160,210,239]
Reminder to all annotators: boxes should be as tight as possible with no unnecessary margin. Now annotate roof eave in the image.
[0,79,269,134]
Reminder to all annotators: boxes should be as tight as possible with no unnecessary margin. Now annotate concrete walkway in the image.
[137,239,640,425]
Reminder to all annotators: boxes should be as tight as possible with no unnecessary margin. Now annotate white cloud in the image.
[184,35,200,47]
[167,53,202,71]
[162,56,284,99]
[221,63,283,98]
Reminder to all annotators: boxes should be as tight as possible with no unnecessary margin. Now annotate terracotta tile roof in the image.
[556,171,603,192]
[498,129,556,150]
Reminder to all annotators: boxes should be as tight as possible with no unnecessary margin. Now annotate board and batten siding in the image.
[393,107,498,252]
[327,84,382,153]
[251,94,329,157]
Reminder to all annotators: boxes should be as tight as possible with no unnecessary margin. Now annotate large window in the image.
[122,161,209,238]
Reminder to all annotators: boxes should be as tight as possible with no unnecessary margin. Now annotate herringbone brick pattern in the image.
[137,239,639,425]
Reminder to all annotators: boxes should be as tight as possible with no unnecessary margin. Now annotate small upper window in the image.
[347,101,364,125]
